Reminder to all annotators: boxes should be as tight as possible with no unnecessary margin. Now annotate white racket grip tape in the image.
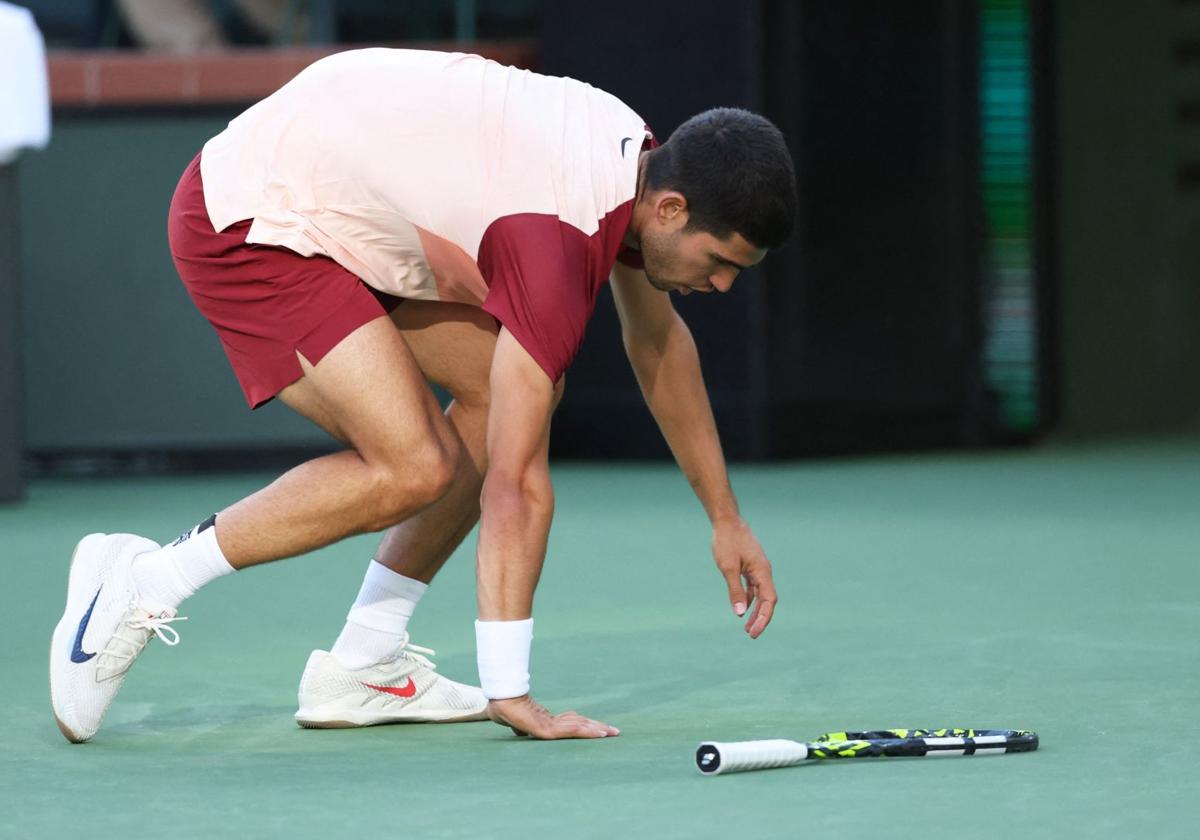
[696,739,809,775]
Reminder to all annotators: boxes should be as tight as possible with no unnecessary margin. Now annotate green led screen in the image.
[981,0,1039,432]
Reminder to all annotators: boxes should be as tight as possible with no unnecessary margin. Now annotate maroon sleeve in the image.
[478,199,635,383]
[478,214,603,383]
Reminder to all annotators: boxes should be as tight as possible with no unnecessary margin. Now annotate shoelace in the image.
[101,606,189,668]
[128,611,188,646]
[399,641,437,671]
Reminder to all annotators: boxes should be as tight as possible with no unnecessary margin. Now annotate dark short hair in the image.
[643,108,797,250]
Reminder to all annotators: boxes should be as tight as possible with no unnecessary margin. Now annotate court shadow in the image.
[102,702,296,737]
[536,624,763,717]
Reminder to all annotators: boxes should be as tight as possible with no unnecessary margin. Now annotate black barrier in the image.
[0,162,24,500]
[542,0,996,459]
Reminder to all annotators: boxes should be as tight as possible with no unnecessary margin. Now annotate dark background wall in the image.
[544,0,986,459]
[1056,0,1200,435]
[12,0,1198,472]
[539,0,769,459]
[1,165,23,499]
[17,0,990,465]
[17,114,332,452]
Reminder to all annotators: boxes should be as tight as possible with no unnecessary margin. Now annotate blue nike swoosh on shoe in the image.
[621,136,633,157]
[70,587,102,663]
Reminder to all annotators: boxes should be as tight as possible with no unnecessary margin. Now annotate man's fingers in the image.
[743,570,777,637]
[558,715,619,738]
[538,710,619,739]
[572,714,618,736]
[744,577,758,612]
[745,596,775,637]
[745,578,778,637]
[488,697,617,740]
[722,568,748,616]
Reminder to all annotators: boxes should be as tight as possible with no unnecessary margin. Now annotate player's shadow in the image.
[100,702,295,738]
[525,624,763,718]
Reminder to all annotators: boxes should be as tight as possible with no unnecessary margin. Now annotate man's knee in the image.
[363,440,458,530]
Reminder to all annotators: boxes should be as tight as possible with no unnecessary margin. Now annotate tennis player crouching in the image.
[50,48,797,742]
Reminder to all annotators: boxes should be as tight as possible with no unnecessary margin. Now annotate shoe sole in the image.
[294,708,489,728]
[49,533,107,744]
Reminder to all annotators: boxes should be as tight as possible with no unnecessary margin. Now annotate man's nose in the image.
[710,271,736,293]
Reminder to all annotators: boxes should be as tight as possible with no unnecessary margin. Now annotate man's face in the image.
[637,195,767,296]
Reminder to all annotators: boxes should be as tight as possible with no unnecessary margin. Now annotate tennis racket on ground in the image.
[696,728,1038,775]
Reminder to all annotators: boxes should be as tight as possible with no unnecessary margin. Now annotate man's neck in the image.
[621,152,650,250]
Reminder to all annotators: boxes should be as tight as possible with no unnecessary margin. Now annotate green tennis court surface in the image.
[3,437,1198,838]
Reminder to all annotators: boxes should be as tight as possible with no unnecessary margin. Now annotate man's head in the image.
[632,108,797,295]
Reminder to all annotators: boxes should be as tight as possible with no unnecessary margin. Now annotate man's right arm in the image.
[477,327,556,622]
[476,327,619,739]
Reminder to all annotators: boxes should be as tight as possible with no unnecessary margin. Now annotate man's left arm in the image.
[610,261,777,638]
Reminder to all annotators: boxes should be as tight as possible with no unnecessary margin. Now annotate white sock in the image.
[330,560,427,670]
[130,515,235,610]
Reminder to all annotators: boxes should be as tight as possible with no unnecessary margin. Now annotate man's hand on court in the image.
[712,517,777,638]
[487,695,620,740]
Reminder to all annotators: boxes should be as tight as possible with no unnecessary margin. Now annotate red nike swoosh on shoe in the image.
[362,678,416,698]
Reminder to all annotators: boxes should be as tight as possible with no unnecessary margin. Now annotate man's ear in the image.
[654,190,688,226]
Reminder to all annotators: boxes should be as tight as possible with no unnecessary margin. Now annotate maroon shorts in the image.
[167,153,400,408]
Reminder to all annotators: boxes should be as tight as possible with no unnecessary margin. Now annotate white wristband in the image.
[475,618,533,700]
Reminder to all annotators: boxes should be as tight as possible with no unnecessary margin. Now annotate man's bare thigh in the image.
[389,300,498,406]
[279,301,497,441]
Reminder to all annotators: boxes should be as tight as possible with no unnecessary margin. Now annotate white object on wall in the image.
[0,1,51,164]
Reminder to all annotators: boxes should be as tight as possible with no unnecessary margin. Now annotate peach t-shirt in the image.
[200,47,653,381]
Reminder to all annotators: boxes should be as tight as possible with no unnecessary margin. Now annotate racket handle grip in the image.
[696,739,809,775]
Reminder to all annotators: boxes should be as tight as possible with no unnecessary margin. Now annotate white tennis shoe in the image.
[49,533,186,743]
[295,644,488,728]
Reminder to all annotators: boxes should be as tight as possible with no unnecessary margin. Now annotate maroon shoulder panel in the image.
[478,200,635,382]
